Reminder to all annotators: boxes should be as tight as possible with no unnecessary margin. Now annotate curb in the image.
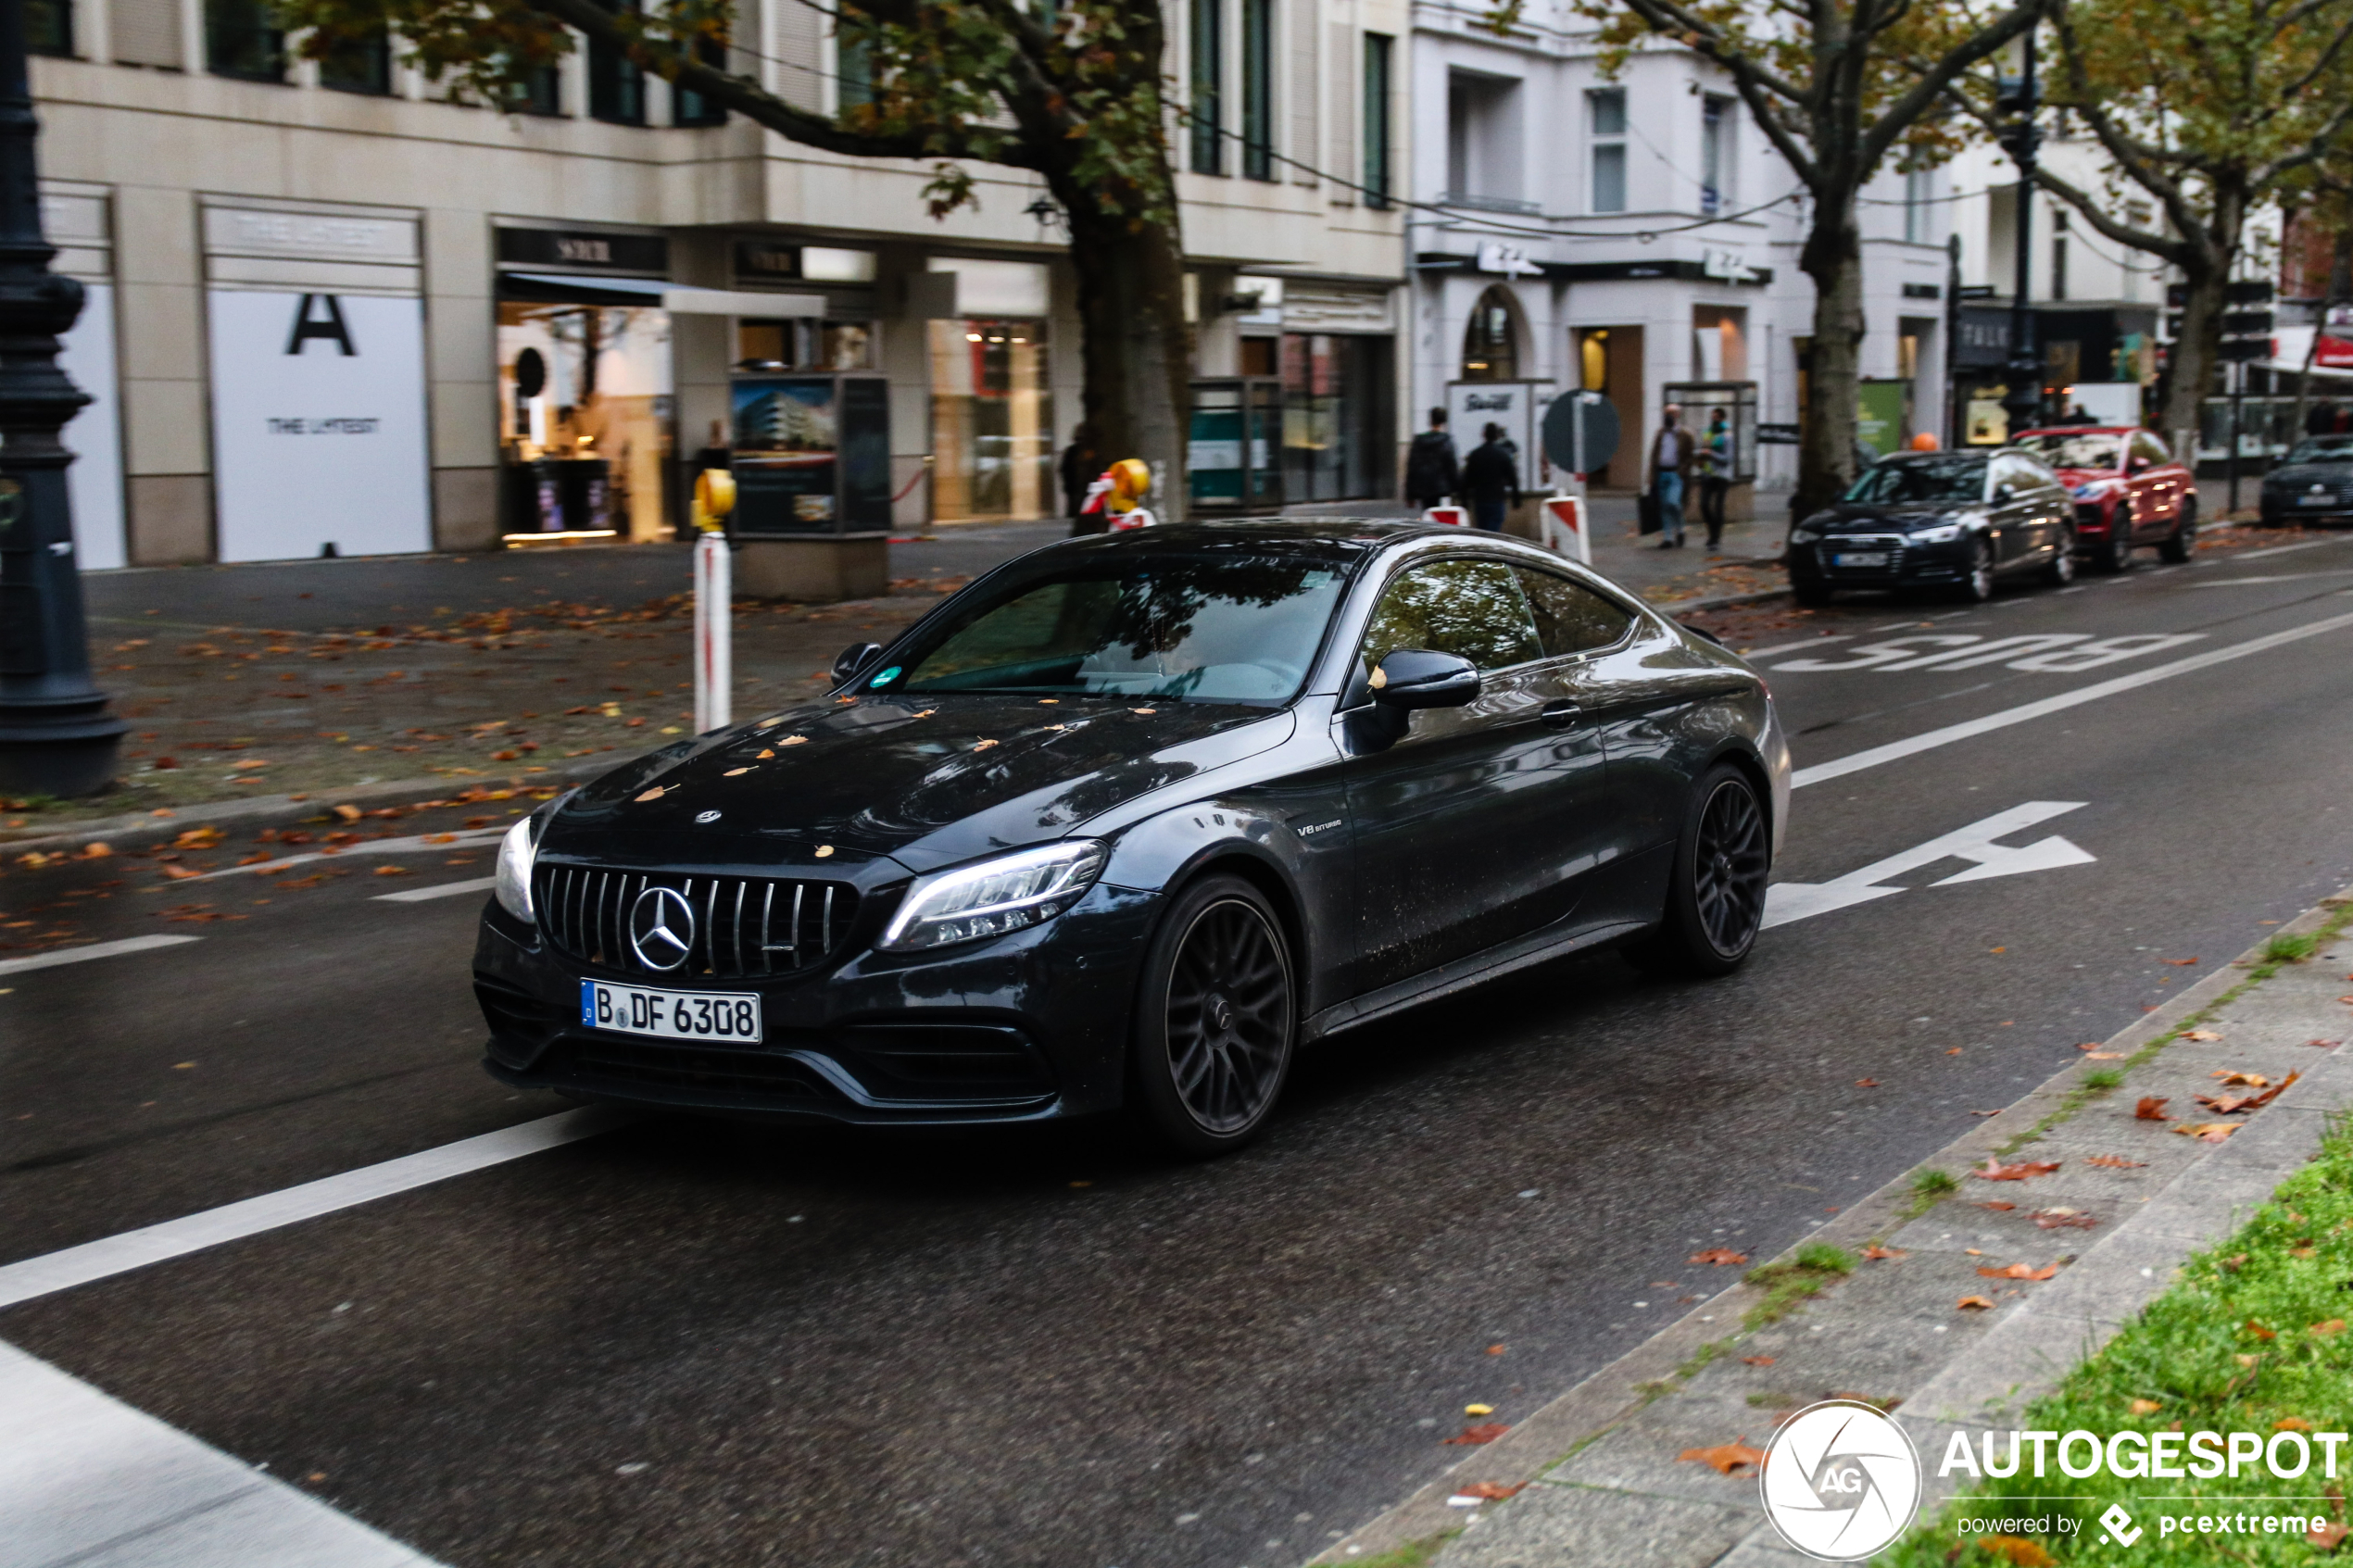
[1309,887,2353,1566]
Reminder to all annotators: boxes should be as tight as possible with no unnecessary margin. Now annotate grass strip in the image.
[1878,1113,2353,1565]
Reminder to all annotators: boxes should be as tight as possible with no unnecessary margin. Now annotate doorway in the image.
[1574,325,1645,488]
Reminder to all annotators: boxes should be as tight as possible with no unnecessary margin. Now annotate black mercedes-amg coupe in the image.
[473,522,1790,1154]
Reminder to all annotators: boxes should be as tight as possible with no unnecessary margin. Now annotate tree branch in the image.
[1859,0,2044,175]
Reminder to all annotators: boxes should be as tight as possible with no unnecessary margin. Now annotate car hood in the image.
[541,695,1298,875]
[2266,462,2353,489]
[1807,502,1977,533]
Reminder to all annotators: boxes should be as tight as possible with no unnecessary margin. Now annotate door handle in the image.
[1541,699,1582,728]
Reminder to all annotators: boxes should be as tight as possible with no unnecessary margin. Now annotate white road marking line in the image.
[0,935,201,979]
[186,825,508,882]
[372,875,497,903]
[1741,634,1855,659]
[0,1107,628,1311]
[0,1339,444,1568]
[1793,607,2353,788]
[2213,537,2343,562]
[2184,567,2353,587]
[1765,802,2094,928]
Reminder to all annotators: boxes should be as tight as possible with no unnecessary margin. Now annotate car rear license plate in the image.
[1832,550,1890,567]
[2301,495,2335,506]
[581,980,762,1043]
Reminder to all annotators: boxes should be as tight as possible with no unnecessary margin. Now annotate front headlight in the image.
[1789,525,1822,544]
[878,839,1108,952]
[494,816,539,922]
[1908,522,1965,544]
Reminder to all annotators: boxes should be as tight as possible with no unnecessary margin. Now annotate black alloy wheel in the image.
[2160,497,2197,563]
[2042,526,2078,586]
[1625,763,1770,978]
[1959,537,1996,602]
[1129,874,1295,1155]
[2097,508,2135,573]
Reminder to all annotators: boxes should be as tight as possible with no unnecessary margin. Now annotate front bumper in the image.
[1790,537,1971,590]
[472,880,1161,1124]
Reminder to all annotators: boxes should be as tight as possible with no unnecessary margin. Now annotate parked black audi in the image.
[474,522,1791,1153]
[2259,433,2353,526]
[1788,448,2075,605]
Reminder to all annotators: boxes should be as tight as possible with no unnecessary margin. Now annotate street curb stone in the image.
[1310,888,2353,1567]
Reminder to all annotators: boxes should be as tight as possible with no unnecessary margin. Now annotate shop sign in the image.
[205,206,418,263]
[1702,247,1759,282]
[1476,242,1540,278]
[734,240,802,282]
[495,227,669,275]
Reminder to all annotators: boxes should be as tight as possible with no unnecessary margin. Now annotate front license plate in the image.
[581,980,763,1043]
[1832,550,1890,567]
[2301,495,2336,506]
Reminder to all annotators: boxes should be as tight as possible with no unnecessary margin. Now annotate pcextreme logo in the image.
[1760,1400,1923,1561]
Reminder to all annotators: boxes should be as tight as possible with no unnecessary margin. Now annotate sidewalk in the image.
[1315,891,2353,1567]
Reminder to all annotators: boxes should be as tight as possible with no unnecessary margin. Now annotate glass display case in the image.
[728,371,892,536]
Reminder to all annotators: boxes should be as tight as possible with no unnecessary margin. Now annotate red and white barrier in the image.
[1540,493,1592,564]
[1421,504,1469,527]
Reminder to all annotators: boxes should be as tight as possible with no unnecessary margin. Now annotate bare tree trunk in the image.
[1056,176,1190,524]
[2166,265,2225,470]
[1796,207,1867,520]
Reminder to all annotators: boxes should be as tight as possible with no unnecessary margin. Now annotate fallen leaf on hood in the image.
[2164,957,2198,965]
[814,846,835,859]
[81,843,112,859]
[333,804,362,822]
[1957,1296,1997,1311]
[1443,1424,1509,1446]
[158,864,202,881]
[1861,1245,1906,1261]
[1969,1158,2061,1182]
[2135,1097,2171,1121]
[724,768,751,777]
[635,786,667,802]
[1855,1077,1881,1087]
[1131,707,1157,714]
[778,735,808,746]
[755,749,774,759]
[1978,1261,2060,1281]
[2183,1029,2223,1041]
[1977,1200,2017,1211]
[1450,1481,1525,1502]
[2034,1210,2099,1230]
[755,716,784,728]
[1042,724,1066,732]
[1677,1439,1764,1475]
[2129,1398,2164,1415]
[2086,1154,2146,1168]
[971,739,1000,751]
[1689,1248,1749,1265]
[1742,1355,1775,1366]
[2173,1123,2240,1141]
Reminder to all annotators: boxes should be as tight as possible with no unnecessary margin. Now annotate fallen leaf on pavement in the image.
[1855,1077,1881,1087]
[1450,1481,1525,1502]
[1862,1245,1906,1261]
[1678,1439,1764,1475]
[2213,1070,2271,1086]
[1948,1047,1965,1055]
[1969,1158,2061,1181]
[2034,1210,2099,1230]
[2082,1051,2125,1060]
[371,866,411,877]
[1970,1110,2003,1117]
[1487,1344,1507,1355]
[2173,1123,2240,1141]
[1957,1296,1997,1311]
[1690,1248,1749,1265]
[1465,1404,1494,1416]
[2135,1097,2171,1121]
[1742,1355,1775,1366]
[81,843,111,859]
[1444,1424,1509,1446]
[1978,1262,2060,1281]
[2165,958,2199,966]
[2075,1042,2105,1051]
[158,864,201,881]
[2087,1154,2147,1168]
[2129,1399,2164,1415]
[2198,1093,2264,1114]
[2184,1029,2223,1041]
[1977,1200,2018,1211]
[2307,1039,2343,1047]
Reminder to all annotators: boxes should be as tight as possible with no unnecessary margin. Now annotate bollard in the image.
[693,529,732,734]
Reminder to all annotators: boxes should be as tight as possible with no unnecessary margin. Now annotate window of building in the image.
[674,31,729,124]
[929,319,1053,521]
[318,27,393,94]
[1446,71,1525,207]
[1904,167,1932,245]
[1590,88,1627,213]
[1461,285,1519,382]
[1281,332,1393,502]
[587,0,646,125]
[505,59,563,116]
[207,0,284,81]
[2050,207,2070,300]
[1240,0,1273,181]
[1701,95,1732,216]
[838,30,873,109]
[1189,0,1224,174]
[26,0,71,56]
[1363,32,1393,209]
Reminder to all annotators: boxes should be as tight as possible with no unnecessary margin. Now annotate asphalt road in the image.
[9,532,2353,1568]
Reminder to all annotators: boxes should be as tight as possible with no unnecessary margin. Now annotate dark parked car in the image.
[473,523,1791,1154]
[2259,434,2353,527]
[1787,448,2076,606]
[2014,426,2197,571]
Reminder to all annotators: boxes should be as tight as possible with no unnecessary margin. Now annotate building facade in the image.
[36,0,1408,569]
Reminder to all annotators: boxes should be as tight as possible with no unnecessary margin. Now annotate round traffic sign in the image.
[1542,390,1620,475]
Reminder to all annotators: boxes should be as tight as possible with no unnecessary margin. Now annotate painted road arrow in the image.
[1763,801,2095,930]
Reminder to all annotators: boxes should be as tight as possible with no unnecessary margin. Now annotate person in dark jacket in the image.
[1061,422,1102,534]
[1403,408,1460,510]
[1460,422,1520,532]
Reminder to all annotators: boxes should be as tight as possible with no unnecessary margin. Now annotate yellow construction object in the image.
[691,467,737,533]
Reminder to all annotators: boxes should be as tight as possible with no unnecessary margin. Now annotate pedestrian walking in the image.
[1697,407,1731,549]
[1403,408,1460,511]
[1461,422,1520,532]
[1647,404,1695,548]
[1061,422,1102,535]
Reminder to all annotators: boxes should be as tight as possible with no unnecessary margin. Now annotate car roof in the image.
[2016,426,2141,438]
[1032,519,1466,561]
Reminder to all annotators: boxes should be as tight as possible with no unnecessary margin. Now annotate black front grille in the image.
[2074,501,2108,530]
[534,863,857,978]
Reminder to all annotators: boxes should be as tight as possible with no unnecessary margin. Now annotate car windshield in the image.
[2018,433,2124,470]
[870,551,1351,704]
[2285,436,2353,465]
[1843,458,1988,504]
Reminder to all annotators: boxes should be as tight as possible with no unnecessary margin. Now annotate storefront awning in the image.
[2259,326,2353,380]
[501,271,826,317]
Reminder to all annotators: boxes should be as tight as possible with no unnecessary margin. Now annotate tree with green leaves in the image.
[1579,0,2047,516]
[277,0,1190,510]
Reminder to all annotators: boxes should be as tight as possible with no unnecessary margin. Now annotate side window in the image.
[1987,454,2029,495]
[2133,432,2170,468]
[1513,567,1634,657]
[1359,559,1541,675]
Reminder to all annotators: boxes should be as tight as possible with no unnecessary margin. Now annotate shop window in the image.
[587,0,646,125]
[1461,285,1519,382]
[674,31,729,125]
[318,26,392,94]
[1589,88,1627,213]
[1240,0,1273,181]
[737,319,874,370]
[1283,332,1393,502]
[497,301,674,541]
[1189,0,1224,174]
[207,0,284,81]
[26,0,71,56]
[929,319,1052,522]
[1363,32,1392,209]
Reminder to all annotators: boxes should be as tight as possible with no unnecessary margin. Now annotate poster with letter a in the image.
[208,290,432,562]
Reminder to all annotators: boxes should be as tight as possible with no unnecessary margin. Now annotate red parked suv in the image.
[2013,427,2198,572]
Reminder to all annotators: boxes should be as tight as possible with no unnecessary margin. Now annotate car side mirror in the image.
[2128,456,2152,472]
[833,642,887,684]
[1372,649,1482,709]
[1993,483,2016,505]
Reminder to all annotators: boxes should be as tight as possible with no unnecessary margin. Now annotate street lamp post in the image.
[1997,29,2043,442]
[0,0,121,798]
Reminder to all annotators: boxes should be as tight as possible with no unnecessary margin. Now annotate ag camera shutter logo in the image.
[1760,1400,1922,1561]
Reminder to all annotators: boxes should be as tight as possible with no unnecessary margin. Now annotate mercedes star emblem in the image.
[696,809,722,823]
[628,885,696,971]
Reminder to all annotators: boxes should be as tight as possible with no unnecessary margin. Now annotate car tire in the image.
[2160,497,2197,563]
[1792,578,1834,608]
[2042,527,2078,586]
[1127,873,1296,1157]
[1956,537,1996,602]
[1623,763,1771,979]
[2096,508,2134,573]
